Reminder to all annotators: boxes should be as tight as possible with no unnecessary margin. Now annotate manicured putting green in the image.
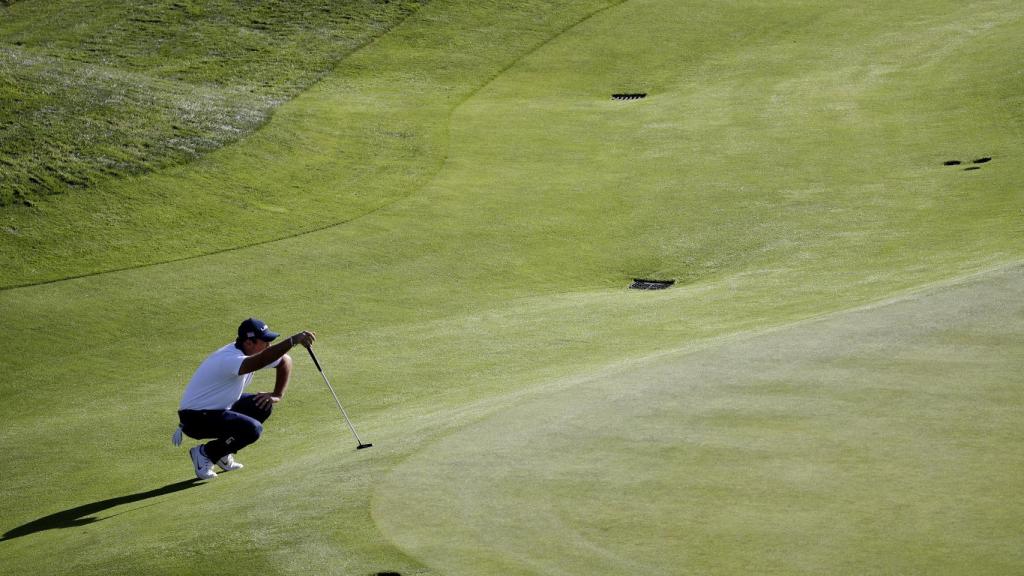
[374,264,1024,575]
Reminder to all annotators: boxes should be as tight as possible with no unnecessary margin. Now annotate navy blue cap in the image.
[237,318,280,342]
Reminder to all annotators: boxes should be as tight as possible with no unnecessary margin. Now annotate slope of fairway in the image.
[373,262,1024,575]
[1,0,1022,575]
[0,0,621,288]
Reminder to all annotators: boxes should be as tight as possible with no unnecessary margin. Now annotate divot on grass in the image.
[630,278,674,290]
[942,156,992,170]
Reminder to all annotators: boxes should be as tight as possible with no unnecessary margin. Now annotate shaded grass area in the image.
[1,479,202,542]
[0,0,425,206]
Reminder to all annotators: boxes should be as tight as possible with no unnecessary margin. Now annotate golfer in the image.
[173,318,315,480]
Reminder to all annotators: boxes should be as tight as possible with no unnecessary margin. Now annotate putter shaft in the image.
[307,347,370,449]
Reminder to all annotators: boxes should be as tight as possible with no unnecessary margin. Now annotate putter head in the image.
[357,443,373,450]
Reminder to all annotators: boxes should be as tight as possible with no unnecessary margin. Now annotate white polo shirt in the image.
[179,343,281,411]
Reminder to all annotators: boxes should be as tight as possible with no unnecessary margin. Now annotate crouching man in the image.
[174,318,315,480]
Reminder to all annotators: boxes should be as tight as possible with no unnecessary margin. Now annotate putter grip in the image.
[307,346,323,372]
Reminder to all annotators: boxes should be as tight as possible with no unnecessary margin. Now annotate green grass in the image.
[0,0,425,207]
[375,265,1024,575]
[0,0,620,288]
[1,0,1022,574]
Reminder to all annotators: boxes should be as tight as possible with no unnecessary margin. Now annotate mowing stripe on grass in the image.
[373,262,1024,575]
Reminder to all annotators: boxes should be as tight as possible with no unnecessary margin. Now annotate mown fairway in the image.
[1,1,1022,575]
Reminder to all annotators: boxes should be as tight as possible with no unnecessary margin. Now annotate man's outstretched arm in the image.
[238,331,315,375]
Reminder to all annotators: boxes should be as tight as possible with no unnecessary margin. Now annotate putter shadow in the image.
[1,478,203,541]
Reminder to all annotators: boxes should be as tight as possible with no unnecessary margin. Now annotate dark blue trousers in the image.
[178,394,272,463]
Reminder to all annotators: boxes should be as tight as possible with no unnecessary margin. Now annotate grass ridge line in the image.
[0,0,628,294]
[626,258,1024,370]
[0,202,397,292]
[385,258,1024,458]
[450,0,627,111]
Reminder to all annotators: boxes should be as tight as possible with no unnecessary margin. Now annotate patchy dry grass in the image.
[0,0,425,206]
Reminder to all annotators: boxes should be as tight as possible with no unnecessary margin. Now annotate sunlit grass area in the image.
[1,1,1021,574]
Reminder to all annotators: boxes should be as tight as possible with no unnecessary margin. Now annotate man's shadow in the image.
[1,479,203,541]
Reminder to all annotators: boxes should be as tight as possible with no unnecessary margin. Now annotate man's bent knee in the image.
[232,395,273,423]
[241,421,264,443]
[224,421,262,452]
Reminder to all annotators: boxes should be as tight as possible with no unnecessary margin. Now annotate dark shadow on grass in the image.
[1,479,203,542]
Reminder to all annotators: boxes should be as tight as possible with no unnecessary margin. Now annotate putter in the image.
[307,346,372,450]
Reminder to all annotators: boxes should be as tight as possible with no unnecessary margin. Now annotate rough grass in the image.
[0,0,621,289]
[0,0,425,206]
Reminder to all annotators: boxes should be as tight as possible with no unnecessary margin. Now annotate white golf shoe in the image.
[189,445,218,480]
[216,453,244,472]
